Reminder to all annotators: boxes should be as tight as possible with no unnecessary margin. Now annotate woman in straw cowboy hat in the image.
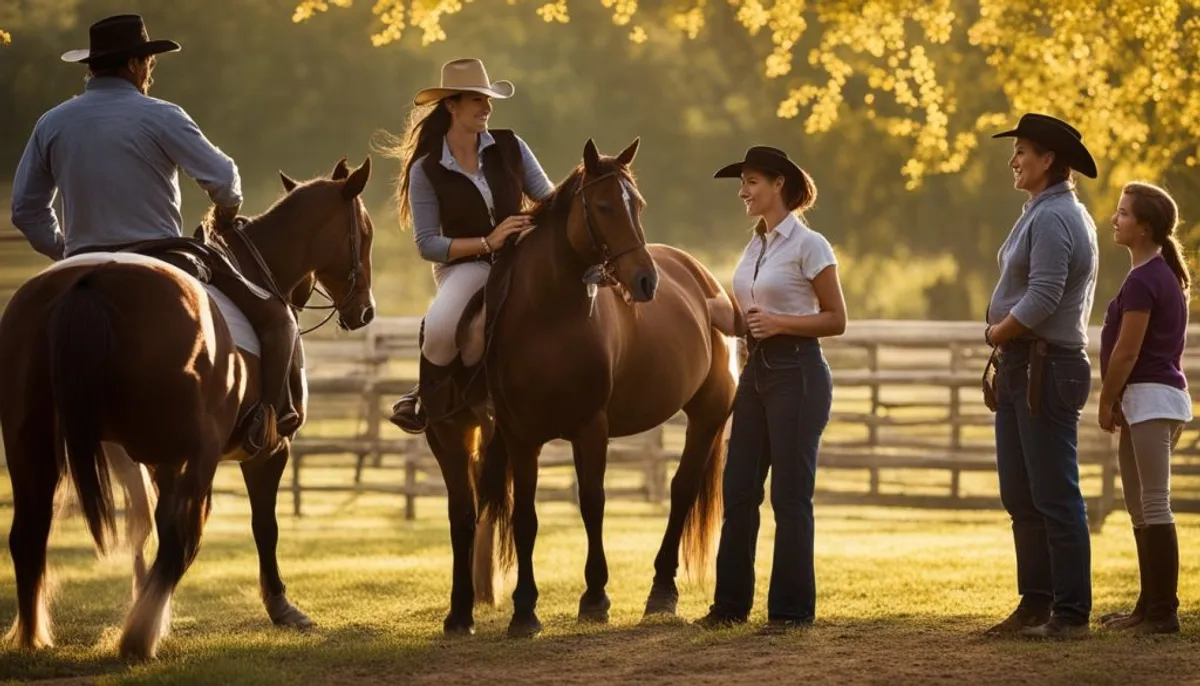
[982,113,1100,639]
[695,146,847,634]
[387,58,554,433]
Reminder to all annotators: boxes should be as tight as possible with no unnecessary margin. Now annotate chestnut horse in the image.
[425,139,736,637]
[0,158,376,660]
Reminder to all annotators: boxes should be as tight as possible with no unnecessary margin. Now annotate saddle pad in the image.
[43,252,262,356]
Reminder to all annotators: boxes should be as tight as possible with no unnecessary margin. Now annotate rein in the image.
[228,199,366,335]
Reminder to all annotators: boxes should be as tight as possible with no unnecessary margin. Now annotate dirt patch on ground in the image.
[325,619,1200,686]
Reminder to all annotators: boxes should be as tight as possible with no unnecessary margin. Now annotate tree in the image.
[293,0,1200,190]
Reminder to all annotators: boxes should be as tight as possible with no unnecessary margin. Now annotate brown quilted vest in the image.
[421,129,526,242]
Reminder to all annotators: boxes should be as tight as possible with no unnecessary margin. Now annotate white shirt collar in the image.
[440,130,496,171]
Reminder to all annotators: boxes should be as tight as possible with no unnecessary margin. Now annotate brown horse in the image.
[443,139,735,637]
[0,157,376,660]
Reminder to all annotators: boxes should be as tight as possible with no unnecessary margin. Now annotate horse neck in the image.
[236,201,329,294]
[512,206,593,311]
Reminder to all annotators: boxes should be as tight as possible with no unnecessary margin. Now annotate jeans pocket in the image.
[758,344,805,370]
[1051,359,1092,412]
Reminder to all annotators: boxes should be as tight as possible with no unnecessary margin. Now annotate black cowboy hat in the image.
[61,14,180,64]
[713,146,807,186]
[992,113,1097,179]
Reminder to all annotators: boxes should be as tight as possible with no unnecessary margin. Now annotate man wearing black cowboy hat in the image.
[982,113,1101,639]
[11,14,302,455]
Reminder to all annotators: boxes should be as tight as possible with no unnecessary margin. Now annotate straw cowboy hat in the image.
[61,14,180,64]
[992,113,1098,179]
[413,58,515,107]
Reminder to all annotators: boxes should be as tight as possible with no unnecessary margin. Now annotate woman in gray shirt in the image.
[983,113,1100,639]
[387,59,554,433]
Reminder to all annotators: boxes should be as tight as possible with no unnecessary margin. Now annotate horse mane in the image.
[527,156,637,225]
[198,177,342,241]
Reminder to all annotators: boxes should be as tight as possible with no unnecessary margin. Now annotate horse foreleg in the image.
[241,444,313,630]
[119,443,217,661]
[571,417,612,623]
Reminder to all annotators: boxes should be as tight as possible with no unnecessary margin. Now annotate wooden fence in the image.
[290,317,1200,532]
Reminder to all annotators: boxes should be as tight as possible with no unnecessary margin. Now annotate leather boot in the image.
[1133,523,1180,635]
[1102,527,1147,629]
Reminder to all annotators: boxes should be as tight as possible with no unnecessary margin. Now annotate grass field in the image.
[2,464,1200,685]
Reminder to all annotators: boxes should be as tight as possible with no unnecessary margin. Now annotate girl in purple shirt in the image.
[1097,181,1191,635]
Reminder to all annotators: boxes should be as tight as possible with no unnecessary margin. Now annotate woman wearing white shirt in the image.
[696,146,847,633]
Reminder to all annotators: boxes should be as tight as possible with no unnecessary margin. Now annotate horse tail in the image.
[478,426,515,573]
[48,268,120,554]
[682,416,726,579]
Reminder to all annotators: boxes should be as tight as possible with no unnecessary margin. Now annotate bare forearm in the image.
[1100,354,1138,407]
[986,314,1028,346]
[443,236,493,262]
[778,311,846,338]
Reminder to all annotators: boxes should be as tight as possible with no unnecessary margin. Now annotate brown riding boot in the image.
[389,353,455,434]
[1102,527,1147,630]
[1132,523,1180,635]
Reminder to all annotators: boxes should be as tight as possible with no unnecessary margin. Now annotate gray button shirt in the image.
[410,130,554,263]
[987,181,1099,347]
[11,77,242,259]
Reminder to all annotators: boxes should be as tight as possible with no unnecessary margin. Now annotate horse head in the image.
[276,157,377,330]
[565,138,658,302]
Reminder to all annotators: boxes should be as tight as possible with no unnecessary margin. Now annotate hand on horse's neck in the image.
[446,128,481,174]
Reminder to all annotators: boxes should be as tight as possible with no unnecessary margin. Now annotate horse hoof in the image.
[643,586,679,617]
[265,594,315,631]
[506,614,543,639]
[578,592,612,624]
[443,615,476,636]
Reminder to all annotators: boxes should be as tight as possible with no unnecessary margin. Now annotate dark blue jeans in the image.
[994,341,1093,624]
[711,336,833,622]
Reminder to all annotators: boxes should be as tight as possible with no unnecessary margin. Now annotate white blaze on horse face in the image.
[620,178,636,226]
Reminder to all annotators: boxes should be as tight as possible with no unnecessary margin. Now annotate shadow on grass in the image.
[5,610,1200,685]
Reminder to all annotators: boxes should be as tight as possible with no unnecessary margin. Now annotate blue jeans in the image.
[711,336,833,622]
[994,341,1092,623]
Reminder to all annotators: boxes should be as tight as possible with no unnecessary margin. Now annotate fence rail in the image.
[286,317,1200,531]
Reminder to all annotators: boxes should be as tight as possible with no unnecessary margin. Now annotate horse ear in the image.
[583,139,601,175]
[616,137,640,167]
[332,158,350,180]
[279,171,298,193]
[342,156,371,199]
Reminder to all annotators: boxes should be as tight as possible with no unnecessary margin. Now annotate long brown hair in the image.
[376,95,459,229]
[1124,181,1191,298]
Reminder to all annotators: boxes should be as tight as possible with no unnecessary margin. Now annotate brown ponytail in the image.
[1123,181,1191,299]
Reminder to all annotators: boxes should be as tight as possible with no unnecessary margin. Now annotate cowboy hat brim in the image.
[413,81,515,107]
[61,39,181,64]
[992,125,1098,179]
[713,159,805,185]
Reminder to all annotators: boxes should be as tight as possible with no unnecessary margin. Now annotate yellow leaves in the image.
[601,0,639,25]
[0,29,9,46]
[537,0,570,23]
[670,7,705,38]
[294,0,1200,192]
[292,0,354,23]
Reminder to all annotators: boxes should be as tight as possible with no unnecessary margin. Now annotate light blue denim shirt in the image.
[11,77,241,259]
[987,181,1100,347]
[410,131,554,263]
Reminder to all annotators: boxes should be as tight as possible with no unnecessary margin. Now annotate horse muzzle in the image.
[338,304,375,330]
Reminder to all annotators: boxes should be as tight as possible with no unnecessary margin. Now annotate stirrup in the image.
[388,392,427,434]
